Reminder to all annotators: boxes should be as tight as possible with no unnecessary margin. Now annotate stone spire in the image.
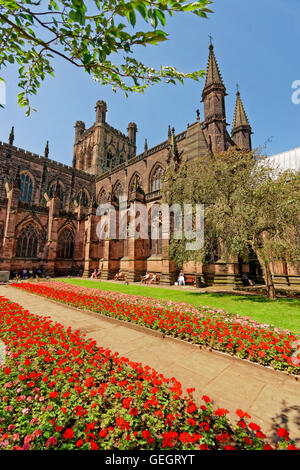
[44,140,49,158]
[9,126,14,146]
[144,138,148,152]
[231,90,252,150]
[202,43,226,97]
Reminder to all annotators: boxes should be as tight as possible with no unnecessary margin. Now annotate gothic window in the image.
[98,189,106,204]
[150,207,162,256]
[107,150,113,168]
[77,189,89,207]
[16,224,38,258]
[57,230,75,259]
[113,183,123,202]
[151,166,164,192]
[129,174,142,194]
[19,173,33,203]
[48,182,64,208]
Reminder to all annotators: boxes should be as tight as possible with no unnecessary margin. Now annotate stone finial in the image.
[44,140,49,158]
[196,109,200,121]
[144,138,148,152]
[9,126,14,146]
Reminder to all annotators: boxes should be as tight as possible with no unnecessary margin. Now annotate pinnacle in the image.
[204,44,225,90]
[232,91,251,131]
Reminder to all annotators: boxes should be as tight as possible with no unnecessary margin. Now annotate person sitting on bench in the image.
[149,273,157,284]
[91,269,98,279]
[141,272,150,284]
[114,271,125,281]
[178,270,185,286]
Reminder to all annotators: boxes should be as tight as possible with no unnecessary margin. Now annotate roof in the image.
[267,147,300,171]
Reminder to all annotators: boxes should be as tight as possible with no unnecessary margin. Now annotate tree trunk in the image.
[255,248,277,300]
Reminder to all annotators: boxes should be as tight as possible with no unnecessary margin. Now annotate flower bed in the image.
[0,296,297,450]
[12,282,300,375]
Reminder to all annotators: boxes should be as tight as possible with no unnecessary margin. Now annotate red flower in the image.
[202,395,210,403]
[215,408,229,417]
[99,429,108,438]
[277,428,289,439]
[249,422,261,432]
[63,429,74,440]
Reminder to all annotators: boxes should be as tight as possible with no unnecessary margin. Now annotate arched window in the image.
[19,173,33,203]
[151,166,164,192]
[77,189,89,207]
[48,182,64,208]
[98,188,106,204]
[16,224,38,258]
[57,230,75,259]
[107,150,113,168]
[113,183,123,202]
[129,174,142,194]
[150,206,162,256]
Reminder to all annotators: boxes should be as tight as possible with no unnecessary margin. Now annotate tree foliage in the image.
[0,0,213,114]
[163,149,300,299]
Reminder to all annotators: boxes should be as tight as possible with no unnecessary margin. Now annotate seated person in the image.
[91,269,98,279]
[36,267,43,278]
[241,273,255,287]
[141,272,150,284]
[114,271,124,281]
[96,268,101,279]
[149,272,157,284]
[178,270,185,286]
[22,269,29,280]
[15,271,21,281]
[28,269,34,278]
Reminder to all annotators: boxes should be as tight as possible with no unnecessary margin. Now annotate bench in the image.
[184,274,195,286]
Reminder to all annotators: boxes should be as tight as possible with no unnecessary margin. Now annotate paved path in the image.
[1,285,299,445]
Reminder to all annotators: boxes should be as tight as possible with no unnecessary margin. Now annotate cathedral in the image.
[0,44,299,288]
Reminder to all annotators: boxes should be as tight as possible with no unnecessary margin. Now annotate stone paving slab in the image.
[0,285,299,446]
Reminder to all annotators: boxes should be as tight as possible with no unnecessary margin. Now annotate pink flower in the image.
[46,436,57,448]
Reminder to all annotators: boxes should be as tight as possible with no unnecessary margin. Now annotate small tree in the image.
[164,149,300,299]
[0,0,213,114]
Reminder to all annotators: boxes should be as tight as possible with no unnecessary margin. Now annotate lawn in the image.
[59,279,300,334]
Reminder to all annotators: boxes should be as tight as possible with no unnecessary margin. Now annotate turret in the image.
[74,120,85,144]
[95,100,107,124]
[127,122,137,145]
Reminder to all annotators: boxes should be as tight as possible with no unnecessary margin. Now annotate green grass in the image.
[58,278,300,334]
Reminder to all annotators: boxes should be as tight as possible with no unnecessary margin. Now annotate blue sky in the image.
[1,0,300,166]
